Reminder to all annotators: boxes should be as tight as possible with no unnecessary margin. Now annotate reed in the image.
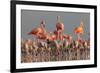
[21,39,90,63]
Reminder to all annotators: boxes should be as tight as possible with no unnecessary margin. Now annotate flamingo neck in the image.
[80,21,84,28]
[40,20,47,34]
[57,16,60,23]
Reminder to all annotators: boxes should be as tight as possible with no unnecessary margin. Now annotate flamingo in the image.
[63,34,72,41]
[54,16,65,41]
[53,30,64,41]
[28,20,47,41]
[63,34,72,45]
[37,33,49,41]
[56,16,64,31]
[37,20,56,41]
[74,21,84,42]
[49,32,57,41]
[51,35,57,41]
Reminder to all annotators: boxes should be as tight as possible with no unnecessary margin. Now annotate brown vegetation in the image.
[21,39,90,63]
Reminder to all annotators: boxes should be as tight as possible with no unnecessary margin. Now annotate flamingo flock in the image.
[21,16,90,63]
[28,16,84,45]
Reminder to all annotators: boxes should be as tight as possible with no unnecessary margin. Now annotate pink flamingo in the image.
[74,21,84,42]
[55,16,64,40]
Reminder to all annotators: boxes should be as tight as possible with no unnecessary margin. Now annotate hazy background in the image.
[21,10,90,40]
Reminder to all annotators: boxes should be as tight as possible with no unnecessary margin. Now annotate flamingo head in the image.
[80,21,84,27]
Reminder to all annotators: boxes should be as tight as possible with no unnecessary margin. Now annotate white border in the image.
[16,4,94,69]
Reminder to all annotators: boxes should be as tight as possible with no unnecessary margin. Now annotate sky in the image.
[21,10,90,40]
